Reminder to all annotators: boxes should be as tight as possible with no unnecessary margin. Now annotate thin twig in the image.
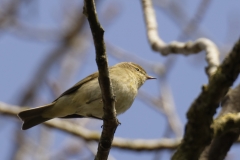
[83,1,118,160]
[106,42,165,75]
[159,80,183,138]
[154,0,212,40]
[178,0,212,40]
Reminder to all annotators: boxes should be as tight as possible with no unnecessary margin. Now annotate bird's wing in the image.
[53,72,99,102]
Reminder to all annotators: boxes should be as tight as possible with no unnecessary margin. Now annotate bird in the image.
[18,62,156,130]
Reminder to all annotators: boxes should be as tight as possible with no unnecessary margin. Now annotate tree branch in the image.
[3,102,240,153]
[212,113,240,137]
[141,0,220,77]
[0,102,180,151]
[172,39,240,160]
[83,1,118,160]
[200,84,240,160]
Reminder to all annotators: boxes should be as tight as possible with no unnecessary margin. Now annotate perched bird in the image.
[18,62,155,130]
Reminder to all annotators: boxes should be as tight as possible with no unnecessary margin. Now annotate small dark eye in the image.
[135,68,140,71]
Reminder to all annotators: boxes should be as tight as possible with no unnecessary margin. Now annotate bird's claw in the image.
[100,118,121,128]
[117,119,121,125]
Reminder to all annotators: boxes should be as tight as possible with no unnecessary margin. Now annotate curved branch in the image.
[141,0,220,77]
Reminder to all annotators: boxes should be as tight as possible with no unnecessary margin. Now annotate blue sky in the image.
[1,0,240,159]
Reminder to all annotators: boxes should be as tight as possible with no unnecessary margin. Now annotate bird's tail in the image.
[18,103,54,130]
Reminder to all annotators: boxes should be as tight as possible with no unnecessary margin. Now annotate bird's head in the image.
[116,62,156,88]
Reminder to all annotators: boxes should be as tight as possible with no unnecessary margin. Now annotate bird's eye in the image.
[135,68,140,71]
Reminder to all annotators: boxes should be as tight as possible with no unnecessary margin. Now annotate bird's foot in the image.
[117,118,121,125]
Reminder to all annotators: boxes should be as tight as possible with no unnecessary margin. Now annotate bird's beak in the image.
[146,75,156,80]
